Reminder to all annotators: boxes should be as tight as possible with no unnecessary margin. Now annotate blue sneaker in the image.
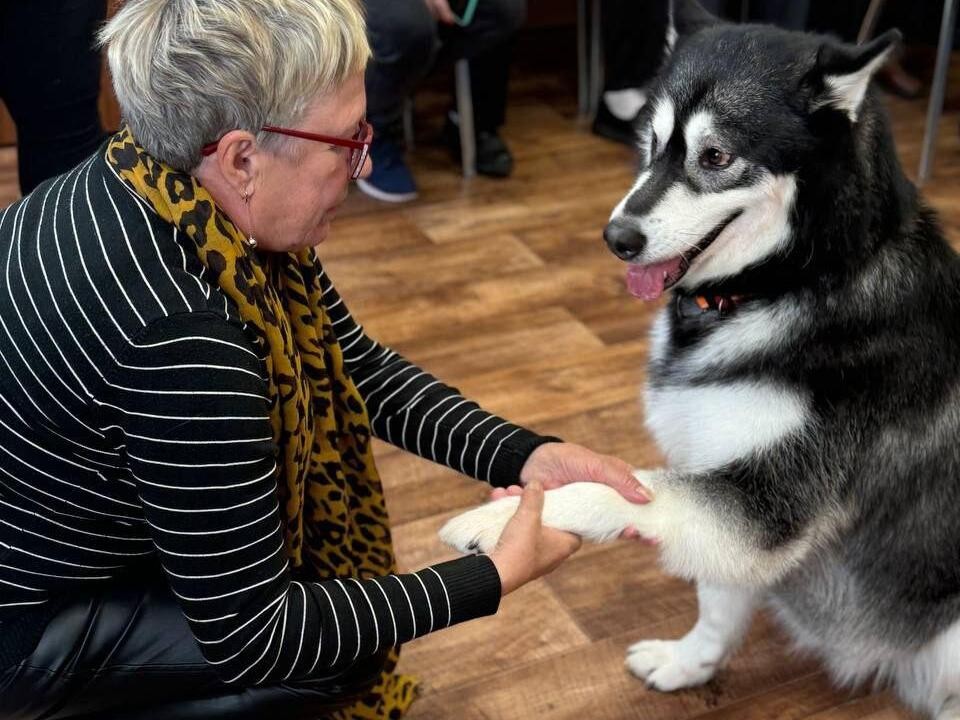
[355,136,418,203]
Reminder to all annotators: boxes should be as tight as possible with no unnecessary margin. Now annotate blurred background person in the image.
[358,0,526,203]
[0,0,108,195]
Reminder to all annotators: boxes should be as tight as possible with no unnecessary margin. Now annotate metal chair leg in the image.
[402,97,415,151]
[577,0,589,117]
[588,0,603,119]
[454,59,476,179]
[918,0,957,185]
[857,0,887,43]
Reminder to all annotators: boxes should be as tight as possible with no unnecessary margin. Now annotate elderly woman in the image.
[0,1,649,718]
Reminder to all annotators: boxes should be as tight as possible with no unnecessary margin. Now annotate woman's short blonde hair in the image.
[100,0,370,170]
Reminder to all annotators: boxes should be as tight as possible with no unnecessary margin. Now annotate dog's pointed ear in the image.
[666,0,722,54]
[810,29,901,122]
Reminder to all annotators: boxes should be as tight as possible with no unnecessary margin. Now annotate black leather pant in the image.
[0,577,387,720]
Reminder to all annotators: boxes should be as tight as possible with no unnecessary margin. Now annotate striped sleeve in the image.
[317,267,560,487]
[99,312,501,686]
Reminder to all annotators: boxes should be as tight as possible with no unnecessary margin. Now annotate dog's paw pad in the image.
[438,515,485,554]
[625,639,715,692]
[438,501,516,555]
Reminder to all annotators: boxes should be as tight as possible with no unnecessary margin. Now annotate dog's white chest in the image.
[645,380,810,473]
[644,305,809,472]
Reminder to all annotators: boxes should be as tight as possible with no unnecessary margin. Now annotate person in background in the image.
[700,0,810,31]
[807,0,942,99]
[0,0,108,195]
[357,0,526,202]
[591,0,670,146]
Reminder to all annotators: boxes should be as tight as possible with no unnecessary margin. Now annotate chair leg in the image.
[588,0,603,119]
[577,0,589,117]
[402,97,415,151]
[857,0,887,43]
[454,59,476,178]
[918,0,957,185]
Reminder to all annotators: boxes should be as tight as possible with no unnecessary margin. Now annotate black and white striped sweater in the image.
[0,148,554,683]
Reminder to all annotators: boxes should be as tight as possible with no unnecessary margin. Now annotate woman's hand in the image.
[507,442,655,542]
[488,481,582,596]
[423,0,456,24]
[517,442,653,503]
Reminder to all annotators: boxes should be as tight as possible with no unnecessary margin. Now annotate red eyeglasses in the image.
[200,120,373,180]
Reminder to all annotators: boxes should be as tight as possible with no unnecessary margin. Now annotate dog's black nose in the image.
[603,221,647,261]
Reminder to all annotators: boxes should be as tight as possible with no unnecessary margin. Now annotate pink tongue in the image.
[626,258,684,301]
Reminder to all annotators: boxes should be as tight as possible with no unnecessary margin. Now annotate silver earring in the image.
[241,191,258,248]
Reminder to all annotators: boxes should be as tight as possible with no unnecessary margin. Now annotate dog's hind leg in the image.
[625,582,758,691]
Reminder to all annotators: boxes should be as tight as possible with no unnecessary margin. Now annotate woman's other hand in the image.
[519,442,653,503]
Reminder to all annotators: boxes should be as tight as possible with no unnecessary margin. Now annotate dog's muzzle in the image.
[604,220,647,261]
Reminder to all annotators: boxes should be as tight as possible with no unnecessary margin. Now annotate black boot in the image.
[443,113,514,178]
[591,101,639,146]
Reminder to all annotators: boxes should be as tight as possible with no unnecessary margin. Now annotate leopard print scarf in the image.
[106,128,416,719]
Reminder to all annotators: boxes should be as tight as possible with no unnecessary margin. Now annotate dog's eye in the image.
[700,147,733,169]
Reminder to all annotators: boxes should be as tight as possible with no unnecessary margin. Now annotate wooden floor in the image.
[2,30,958,720]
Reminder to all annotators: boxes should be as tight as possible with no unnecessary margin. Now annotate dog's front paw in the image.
[625,639,717,692]
[438,497,520,555]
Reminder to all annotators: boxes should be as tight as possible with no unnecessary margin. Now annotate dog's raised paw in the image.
[438,497,519,555]
[625,639,716,692]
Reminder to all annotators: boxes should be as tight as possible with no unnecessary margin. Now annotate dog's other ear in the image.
[666,0,722,53]
[810,29,901,122]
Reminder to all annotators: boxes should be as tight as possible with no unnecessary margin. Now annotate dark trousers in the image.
[0,575,387,720]
[0,0,108,196]
[699,0,811,30]
[363,0,527,135]
[600,0,670,91]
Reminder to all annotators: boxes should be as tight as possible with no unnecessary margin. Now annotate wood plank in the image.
[397,581,591,695]
[332,263,633,349]
[324,232,545,307]
[390,312,605,382]
[435,342,650,428]
[694,672,872,720]
[379,460,488,527]
[391,506,471,572]
[319,209,435,259]
[0,147,17,206]
[803,693,919,720]
[544,542,697,641]
[406,614,823,720]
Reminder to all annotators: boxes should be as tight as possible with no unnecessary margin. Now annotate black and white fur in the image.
[440,3,960,717]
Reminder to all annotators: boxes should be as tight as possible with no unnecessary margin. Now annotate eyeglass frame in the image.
[199,120,373,180]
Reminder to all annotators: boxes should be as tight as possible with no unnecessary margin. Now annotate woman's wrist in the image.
[487,551,522,597]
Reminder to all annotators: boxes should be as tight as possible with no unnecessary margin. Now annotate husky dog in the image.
[439,3,960,717]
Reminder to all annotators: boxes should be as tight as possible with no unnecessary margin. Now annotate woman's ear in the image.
[211,129,261,197]
[808,29,901,122]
